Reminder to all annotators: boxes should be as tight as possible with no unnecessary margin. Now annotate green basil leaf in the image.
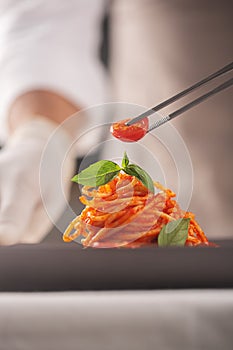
[121,151,129,168]
[72,160,121,187]
[158,218,190,247]
[124,164,155,193]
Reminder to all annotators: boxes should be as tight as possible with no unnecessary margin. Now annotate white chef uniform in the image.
[0,0,108,153]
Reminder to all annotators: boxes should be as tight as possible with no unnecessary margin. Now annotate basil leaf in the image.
[158,218,190,247]
[124,164,155,193]
[72,160,121,187]
[122,151,129,168]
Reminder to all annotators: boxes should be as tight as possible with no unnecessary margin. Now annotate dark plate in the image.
[0,240,232,292]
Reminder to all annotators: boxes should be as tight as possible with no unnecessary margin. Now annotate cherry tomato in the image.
[110,117,149,142]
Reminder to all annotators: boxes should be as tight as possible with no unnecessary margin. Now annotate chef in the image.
[0,0,109,244]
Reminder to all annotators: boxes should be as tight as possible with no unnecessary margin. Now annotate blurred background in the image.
[0,0,232,244]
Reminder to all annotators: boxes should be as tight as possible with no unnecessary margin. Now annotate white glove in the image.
[0,117,75,245]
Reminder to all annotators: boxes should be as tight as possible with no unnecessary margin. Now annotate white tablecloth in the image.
[0,290,232,350]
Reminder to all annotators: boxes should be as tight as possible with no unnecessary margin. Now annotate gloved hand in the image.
[0,117,75,245]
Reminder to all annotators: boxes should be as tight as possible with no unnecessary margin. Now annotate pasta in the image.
[63,172,212,248]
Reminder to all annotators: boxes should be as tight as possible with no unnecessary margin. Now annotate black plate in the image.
[0,240,232,292]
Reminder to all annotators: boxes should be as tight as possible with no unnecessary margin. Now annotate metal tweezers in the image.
[126,61,233,132]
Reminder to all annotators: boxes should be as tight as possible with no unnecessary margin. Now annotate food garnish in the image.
[72,151,154,193]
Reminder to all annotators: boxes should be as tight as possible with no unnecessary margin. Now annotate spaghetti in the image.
[63,172,211,248]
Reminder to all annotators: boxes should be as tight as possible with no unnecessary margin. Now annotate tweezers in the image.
[126,61,233,132]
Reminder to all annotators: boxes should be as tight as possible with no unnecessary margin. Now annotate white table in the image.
[0,290,232,350]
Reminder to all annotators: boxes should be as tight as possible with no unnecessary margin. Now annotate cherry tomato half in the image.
[110,117,149,142]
